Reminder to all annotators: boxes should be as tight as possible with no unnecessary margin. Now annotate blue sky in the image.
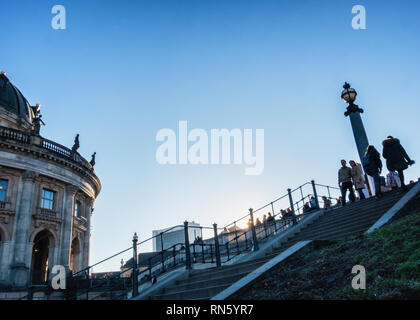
[2,0,420,271]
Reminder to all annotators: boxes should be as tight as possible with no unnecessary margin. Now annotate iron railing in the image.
[0,125,94,173]
[38,180,342,300]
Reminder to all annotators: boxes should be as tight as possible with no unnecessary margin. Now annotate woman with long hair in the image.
[362,145,383,200]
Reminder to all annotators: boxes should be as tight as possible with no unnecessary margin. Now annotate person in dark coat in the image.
[382,136,415,189]
[362,145,383,199]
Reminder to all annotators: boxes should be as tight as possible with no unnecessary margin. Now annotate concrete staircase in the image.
[146,187,410,300]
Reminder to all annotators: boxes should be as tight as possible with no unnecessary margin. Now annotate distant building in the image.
[152,221,202,252]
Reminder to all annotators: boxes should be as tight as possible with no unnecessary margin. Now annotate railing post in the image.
[132,233,139,298]
[200,227,205,263]
[249,208,259,251]
[234,221,240,253]
[184,221,192,270]
[148,258,152,279]
[244,231,249,250]
[287,189,297,225]
[311,180,320,209]
[213,223,221,268]
[226,243,230,261]
[271,202,277,234]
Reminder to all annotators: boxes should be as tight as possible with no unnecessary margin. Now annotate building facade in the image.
[0,72,101,289]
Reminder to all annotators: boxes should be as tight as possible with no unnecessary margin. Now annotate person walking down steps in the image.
[382,136,415,190]
[363,145,383,200]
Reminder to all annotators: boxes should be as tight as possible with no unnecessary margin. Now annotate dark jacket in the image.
[382,138,412,171]
[362,151,382,176]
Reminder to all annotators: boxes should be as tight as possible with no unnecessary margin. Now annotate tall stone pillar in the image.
[60,185,77,271]
[10,170,38,287]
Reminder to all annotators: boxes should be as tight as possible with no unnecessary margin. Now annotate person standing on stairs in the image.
[382,136,415,190]
[338,160,356,206]
[349,160,366,200]
[362,145,383,200]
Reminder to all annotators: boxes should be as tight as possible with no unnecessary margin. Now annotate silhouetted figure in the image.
[309,196,317,210]
[267,212,274,224]
[363,145,383,200]
[382,136,415,189]
[322,196,332,209]
[338,160,356,206]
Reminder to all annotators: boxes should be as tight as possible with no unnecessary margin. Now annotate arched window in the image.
[31,230,54,284]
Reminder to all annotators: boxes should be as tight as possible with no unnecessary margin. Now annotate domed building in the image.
[0,71,101,290]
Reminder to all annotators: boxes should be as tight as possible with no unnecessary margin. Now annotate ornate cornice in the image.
[0,125,101,196]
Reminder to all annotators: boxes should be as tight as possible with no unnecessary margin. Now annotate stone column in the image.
[82,198,93,269]
[60,185,77,271]
[10,170,38,287]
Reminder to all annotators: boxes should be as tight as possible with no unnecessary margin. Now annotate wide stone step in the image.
[299,198,400,232]
[150,284,230,300]
[316,197,401,221]
[298,211,386,234]
[321,191,403,212]
[186,259,266,283]
[163,272,249,294]
[292,222,374,240]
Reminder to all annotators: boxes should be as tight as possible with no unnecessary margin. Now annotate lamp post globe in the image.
[341,82,357,104]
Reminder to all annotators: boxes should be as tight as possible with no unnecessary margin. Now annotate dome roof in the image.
[0,72,34,124]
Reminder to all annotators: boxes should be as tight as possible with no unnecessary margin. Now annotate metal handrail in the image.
[50,179,340,300]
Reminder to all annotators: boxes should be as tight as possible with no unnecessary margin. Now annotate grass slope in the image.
[232,202,420,300]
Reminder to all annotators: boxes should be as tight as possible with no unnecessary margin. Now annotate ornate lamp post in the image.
[341,82,373,195]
